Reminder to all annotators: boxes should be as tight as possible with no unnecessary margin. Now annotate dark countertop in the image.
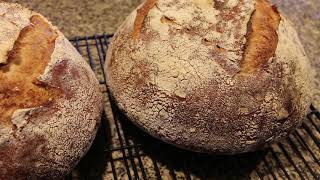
[9,0,142,38]
[8,0,320,107]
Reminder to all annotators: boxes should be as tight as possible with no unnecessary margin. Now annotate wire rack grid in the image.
[65,34,320,180]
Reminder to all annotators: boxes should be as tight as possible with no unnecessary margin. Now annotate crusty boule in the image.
[105,0,313,154]
[0,2,103,179]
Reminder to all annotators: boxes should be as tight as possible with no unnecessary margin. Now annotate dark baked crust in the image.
[105,0,313,154]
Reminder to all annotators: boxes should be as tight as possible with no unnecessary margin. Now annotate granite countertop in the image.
[9,0,142,38]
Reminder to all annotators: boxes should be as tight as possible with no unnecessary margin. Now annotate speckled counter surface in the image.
[9,0,142,37]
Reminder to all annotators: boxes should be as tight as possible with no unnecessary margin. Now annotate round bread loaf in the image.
[105,0,313,154]
[0,2,103,179]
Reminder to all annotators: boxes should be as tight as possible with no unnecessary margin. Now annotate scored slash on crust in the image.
[132,0,281,76]
[238,0,281,75]
[132,0,158,41]
[0,15,62,127]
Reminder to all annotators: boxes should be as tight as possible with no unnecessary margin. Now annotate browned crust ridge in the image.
[0,15,62,127]
[132,0,158,40]
[239,0,281,74]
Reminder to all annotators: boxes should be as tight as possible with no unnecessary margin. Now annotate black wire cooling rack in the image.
[65,34,320,180]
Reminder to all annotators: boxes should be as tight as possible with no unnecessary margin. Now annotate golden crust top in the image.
[240,0,281,74]
[0,15,62,126]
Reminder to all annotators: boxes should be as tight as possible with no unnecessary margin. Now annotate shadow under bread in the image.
[72,111,112,180]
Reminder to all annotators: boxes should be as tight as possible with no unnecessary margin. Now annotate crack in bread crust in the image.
[133,0,158,40]
[0,15,62,126]
[239,0,280,74]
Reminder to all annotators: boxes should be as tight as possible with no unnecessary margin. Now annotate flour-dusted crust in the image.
[105,0,313,154]
[0,2,103,179]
